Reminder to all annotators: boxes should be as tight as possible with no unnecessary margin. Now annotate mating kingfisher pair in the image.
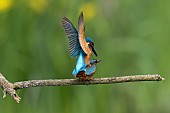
[61,12,101,81]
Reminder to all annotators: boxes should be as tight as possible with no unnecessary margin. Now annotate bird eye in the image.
[90,42,94,46]
[88,44,92,49]
[92,42,94,46]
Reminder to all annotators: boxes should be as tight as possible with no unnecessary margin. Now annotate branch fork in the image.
[0,73,21,103]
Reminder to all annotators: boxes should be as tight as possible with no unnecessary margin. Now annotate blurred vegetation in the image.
[0,0,169,113]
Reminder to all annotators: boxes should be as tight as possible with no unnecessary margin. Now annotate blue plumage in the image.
[61,12,100,80]
[72,52,86,75]
[85,60,100,75]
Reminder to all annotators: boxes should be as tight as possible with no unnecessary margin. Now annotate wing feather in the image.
[61,17,80,57]
[78,12,91,56]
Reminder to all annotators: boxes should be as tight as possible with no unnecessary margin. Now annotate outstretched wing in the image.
[61,17,80,57]
[78,12,91,56]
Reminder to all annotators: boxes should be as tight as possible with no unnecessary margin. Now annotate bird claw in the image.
[86,64,91,67]
[78,76,93,81]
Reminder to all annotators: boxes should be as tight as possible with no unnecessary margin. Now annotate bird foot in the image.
[78,76,93,81]
[86,64,91,68]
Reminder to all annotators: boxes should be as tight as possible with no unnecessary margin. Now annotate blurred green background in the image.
[0,0,169,113]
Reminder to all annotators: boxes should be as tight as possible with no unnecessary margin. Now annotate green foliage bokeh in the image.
[0,0,169,113]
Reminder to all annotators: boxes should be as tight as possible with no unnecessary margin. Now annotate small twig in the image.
[0,73,164,103]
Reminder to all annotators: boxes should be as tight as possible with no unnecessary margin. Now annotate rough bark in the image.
[0,73,164,103]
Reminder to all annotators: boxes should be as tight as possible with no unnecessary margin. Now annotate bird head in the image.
[85,37,98,56]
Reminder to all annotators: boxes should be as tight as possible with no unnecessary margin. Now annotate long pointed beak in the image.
[96,59,101,63]
[92,46,98,56]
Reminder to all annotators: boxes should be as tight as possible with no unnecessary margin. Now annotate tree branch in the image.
[0,73,164,103]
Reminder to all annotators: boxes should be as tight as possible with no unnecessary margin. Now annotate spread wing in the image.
[61,17,80,57]
[78,12,91,56]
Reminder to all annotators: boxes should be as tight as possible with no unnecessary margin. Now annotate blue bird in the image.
[76,59,101,81]
[61,12,100,80]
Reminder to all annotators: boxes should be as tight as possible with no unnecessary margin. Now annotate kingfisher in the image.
[61,12,100,80]
[76,59,101,81]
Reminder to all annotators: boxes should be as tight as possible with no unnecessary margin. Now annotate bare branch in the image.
[0,73,164,103]
[0,73,21,103]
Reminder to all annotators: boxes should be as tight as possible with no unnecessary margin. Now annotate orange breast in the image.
[84,51,92,65]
